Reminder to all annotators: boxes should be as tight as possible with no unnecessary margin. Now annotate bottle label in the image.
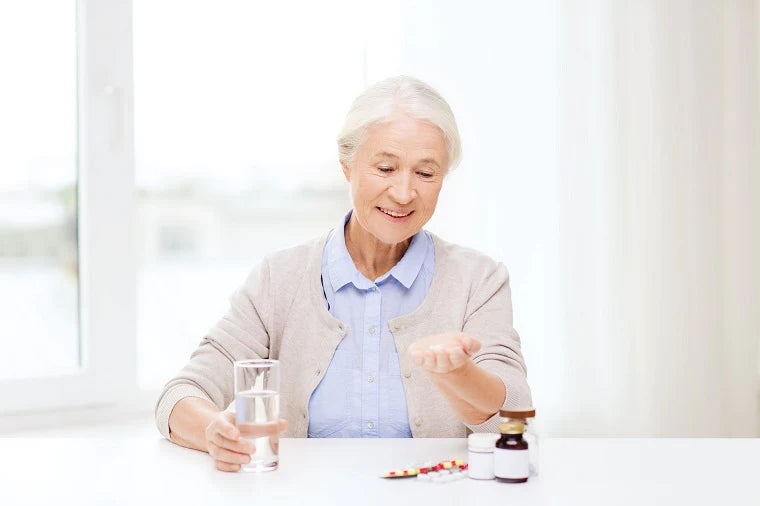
[494,448,529,479]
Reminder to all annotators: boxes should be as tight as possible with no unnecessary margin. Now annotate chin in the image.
[371,224,417,245]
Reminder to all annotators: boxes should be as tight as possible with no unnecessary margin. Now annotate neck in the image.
[344,214,411,281]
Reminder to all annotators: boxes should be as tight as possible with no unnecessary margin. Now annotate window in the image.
[1,0,135,414]
[133,0,362,388]
[0,3,79,380]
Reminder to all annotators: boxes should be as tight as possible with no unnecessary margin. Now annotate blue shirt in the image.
[307,210,435,437]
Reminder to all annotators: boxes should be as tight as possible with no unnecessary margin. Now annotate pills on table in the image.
[383,459,469,484]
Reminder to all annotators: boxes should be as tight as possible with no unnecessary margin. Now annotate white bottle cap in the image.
[468,432,500,452]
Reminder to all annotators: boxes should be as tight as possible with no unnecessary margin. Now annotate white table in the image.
[1,437,758,505]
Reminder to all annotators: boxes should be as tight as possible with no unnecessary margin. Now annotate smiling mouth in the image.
[377,207,414,218]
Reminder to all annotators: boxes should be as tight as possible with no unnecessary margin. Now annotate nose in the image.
[388,170,416,205]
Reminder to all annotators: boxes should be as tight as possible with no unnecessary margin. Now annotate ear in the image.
[340,161,351,182]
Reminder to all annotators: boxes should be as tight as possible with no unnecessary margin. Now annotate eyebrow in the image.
[373,152,399,160]
[372,152,441,168]
[417,158,441,168]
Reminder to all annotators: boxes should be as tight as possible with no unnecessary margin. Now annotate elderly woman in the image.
[156,76,532,471]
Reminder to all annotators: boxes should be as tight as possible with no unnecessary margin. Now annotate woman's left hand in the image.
[407,332,482,375]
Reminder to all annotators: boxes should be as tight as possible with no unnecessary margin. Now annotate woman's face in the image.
[342,115,448,246]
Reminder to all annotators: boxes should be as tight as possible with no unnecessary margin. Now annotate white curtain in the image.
[368,0,760,436]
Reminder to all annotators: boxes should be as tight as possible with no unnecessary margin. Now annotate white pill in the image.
[429,344,443,351]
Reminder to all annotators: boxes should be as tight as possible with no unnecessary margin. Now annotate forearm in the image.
[168,397,221,452]
[428,360,506,425]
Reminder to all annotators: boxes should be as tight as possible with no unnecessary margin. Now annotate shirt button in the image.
[367,421,375,429]
[367,375,374,383]
[403,371,411,379]
[414,418,422,427]
[370,286,377,292]
[316,369,321,376]
[368,326,375,334]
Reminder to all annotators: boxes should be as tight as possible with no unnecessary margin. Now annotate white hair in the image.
[337,76,462,172]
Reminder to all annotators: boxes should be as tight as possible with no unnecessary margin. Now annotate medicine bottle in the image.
[499,407,538,477]
[467,433,500,480]
[494,420,529,483]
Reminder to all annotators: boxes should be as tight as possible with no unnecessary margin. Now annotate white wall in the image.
[369,0,760,436]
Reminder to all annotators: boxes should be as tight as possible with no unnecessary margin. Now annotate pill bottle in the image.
[467,433,500,480]
[494,420,529,483]
[499,407,538,477]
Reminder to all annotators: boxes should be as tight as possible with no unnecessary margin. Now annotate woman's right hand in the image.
[204,411,289,472]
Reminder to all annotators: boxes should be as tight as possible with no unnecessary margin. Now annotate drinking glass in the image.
[234,359,280,472]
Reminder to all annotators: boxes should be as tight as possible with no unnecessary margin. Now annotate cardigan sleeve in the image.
[461,261,532,433]
[154,257,273,440]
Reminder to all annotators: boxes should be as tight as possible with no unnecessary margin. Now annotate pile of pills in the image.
[382,460,468,483]
[417,461,469,483]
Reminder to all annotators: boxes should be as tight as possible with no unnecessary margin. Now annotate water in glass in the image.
[236,389,280,472]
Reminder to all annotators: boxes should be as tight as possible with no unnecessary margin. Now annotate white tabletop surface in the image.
[1,435,759,505]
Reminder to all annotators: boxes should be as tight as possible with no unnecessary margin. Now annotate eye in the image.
[417,171,434,178]
[378,166,394,173]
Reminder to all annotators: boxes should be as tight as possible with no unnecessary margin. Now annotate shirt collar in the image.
[326,209,427,292]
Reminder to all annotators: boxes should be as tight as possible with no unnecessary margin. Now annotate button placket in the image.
[362,284,381,436]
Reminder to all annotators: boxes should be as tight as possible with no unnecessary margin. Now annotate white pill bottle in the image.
[467,433,500,480]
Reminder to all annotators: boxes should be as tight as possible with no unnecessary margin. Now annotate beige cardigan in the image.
[155,232,532,439]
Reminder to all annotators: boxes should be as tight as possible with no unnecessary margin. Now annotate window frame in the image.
[0,0,137,415]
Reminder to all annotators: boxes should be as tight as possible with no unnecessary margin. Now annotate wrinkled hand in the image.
[205,410,288,472]
[407,332,481,375]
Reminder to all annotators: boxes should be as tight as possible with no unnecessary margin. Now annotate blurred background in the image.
[1,0,758,437]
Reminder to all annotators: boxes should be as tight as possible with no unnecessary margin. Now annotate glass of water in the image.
[234,359,280,472]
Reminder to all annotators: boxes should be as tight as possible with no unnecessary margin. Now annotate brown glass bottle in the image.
[494,421,529,483]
